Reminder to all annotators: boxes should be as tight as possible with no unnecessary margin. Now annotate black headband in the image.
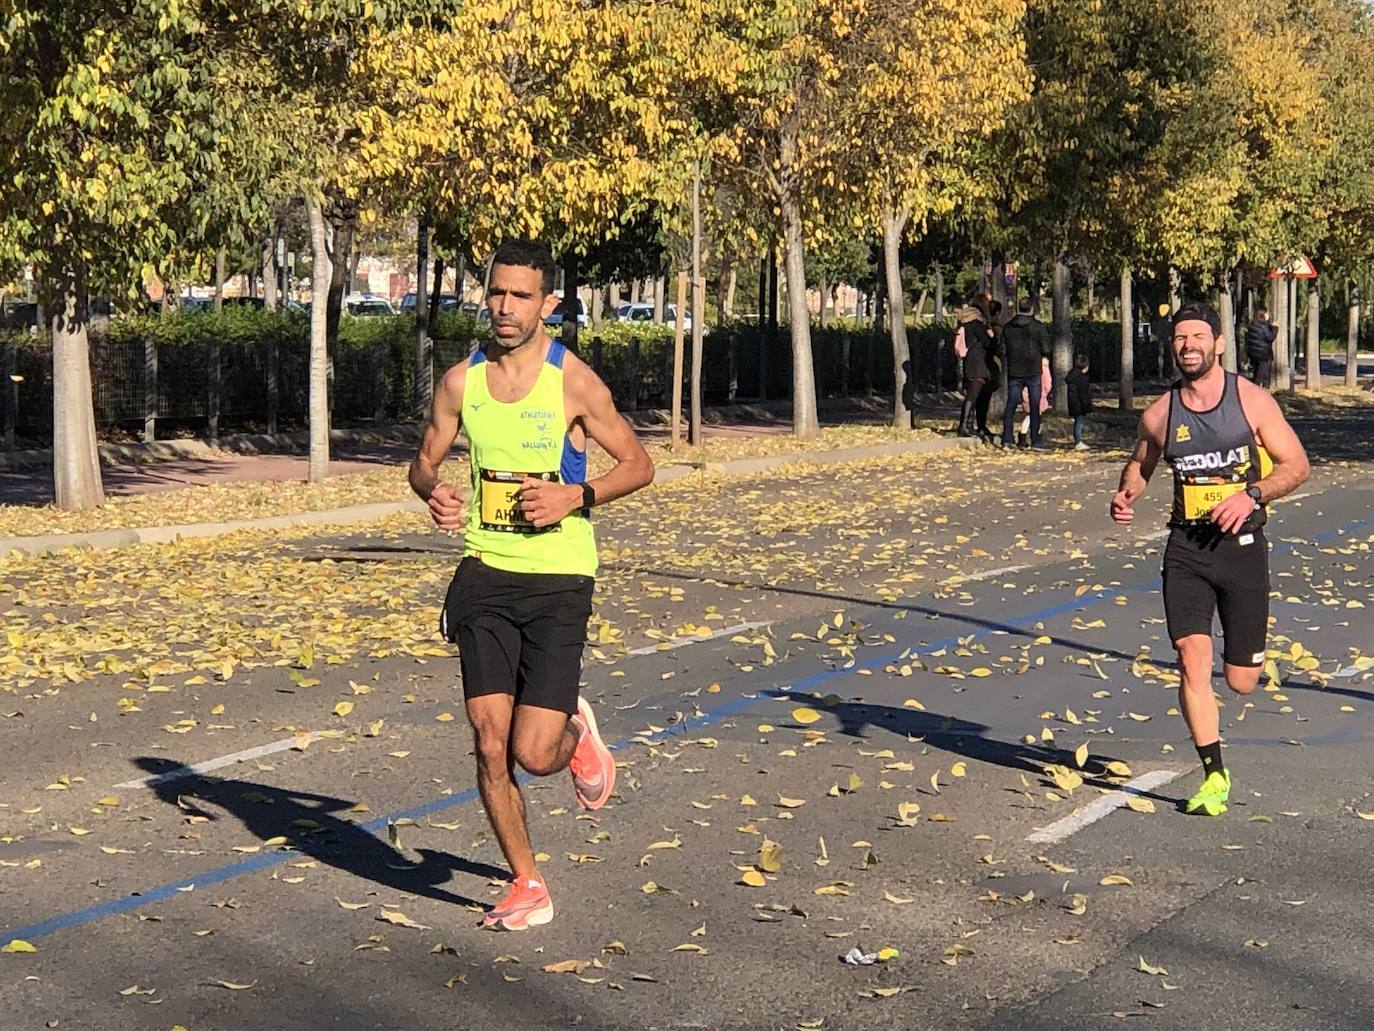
[1172,302,1222,336]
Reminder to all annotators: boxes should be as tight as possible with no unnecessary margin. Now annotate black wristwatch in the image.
[1245,485,1263,507]
[580,482,596,512]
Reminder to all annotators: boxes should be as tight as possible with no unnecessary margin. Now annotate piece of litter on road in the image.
[841,945,899,966]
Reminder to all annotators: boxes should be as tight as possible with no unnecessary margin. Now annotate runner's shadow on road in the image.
[759,692,1181,805]
[131,757,504,909]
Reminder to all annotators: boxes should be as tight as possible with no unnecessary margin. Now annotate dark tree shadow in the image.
[759,691,1183,805]
[132,757,505,909]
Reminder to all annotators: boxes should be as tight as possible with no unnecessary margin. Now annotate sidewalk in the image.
[0,395,950,507]
[0,402,980,555]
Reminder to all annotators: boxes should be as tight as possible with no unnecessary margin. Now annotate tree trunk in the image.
[671,269,687,450]
[913,288,928,321]
[1052,257,1073,414]
[819,272,829,328]
[561,250,580,350]
[935,268,945,319]
[1305,280,1321,390]
[1085,267,1096,318]
[591,287,604,331]
[214,247,226,313]
[1273,274,1292,391]
[1119,266,1133,411]
[325,207,356,425]
[653,272,665,323]
[689,161,705,446]
[872,252,886,334]
[724,265,736,321]
[428,256,445,328]
[414,219,431,418]
[261,236,278,311]
[1287,275,1299,371]
[51,272,105,510]
[306,194,332,482]
[780,191,819,437]
[1347,281,1360,388]
[1219,268,1237,374]
[881,206,912,429]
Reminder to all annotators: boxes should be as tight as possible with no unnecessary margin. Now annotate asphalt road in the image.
[2,416,1373,1031]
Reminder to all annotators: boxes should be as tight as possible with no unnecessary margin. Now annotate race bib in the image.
[479,469,559,534]
[1181,481,1245,521]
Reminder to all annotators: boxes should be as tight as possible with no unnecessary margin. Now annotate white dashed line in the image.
[626,621,774,656]
[1025,768,1184,844]
[115,734,322,789]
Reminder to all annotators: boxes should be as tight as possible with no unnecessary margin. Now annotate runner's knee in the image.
[474,733,511,775]
[511,738,560,776]
[1224,664,1260,695]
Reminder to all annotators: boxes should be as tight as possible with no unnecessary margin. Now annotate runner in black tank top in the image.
[1110,303,1309,817]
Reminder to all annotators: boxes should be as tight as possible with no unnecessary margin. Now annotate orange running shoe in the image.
[481,875,553,931]
[569,697,615,810]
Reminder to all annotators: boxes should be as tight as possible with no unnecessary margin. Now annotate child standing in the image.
[1066,353,1092,450]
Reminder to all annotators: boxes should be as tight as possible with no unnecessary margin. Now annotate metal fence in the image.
[0,320,1138,449]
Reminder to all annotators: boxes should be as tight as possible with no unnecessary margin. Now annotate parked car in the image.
[616,301,691,331]
[399,292,467,314]
[543,291,589,329]
[345,293,396,317]
[1,301,39,329]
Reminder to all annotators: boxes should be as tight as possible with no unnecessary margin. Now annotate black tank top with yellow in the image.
[1163,372,1272,536]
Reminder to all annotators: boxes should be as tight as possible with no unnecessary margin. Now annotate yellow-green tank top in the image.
[460,340,597,577]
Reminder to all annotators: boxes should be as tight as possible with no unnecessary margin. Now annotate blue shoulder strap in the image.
[546,341,567,368]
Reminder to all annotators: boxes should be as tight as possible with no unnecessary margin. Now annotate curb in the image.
[1,436,974,556]
[1,499,428,557]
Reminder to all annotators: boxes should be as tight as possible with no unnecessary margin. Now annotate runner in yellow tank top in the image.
[409,239,654,930]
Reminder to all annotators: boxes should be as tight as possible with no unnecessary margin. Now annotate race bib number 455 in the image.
[479,469,559,534]
[1181,481,1245,521]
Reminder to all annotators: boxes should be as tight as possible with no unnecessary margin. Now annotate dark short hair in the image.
[490,239,556,295]
[1074,352,1089,370]
[1255,307,1268,319]
[989,299,1003,317]
[1018,297,1035,314]
[1172,301,1222,337]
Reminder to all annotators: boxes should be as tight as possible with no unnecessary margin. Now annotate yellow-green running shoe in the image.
[1185,770,1231,816]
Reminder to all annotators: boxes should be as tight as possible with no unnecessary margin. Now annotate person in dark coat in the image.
[1244,307,1277,388]
[1000,297,1051,448]
[955,298,997,440]
[1065,352,1092,450]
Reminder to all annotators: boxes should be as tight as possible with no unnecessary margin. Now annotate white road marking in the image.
[118,622,776,789]
[115,734,322,789]
[944,564,1029,585]
[1025,768,1184,844]
[627,620,774,656]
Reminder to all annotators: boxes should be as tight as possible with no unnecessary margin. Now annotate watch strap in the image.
[580,482,595,512]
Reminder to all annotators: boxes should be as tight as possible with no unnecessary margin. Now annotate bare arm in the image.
[517,356,655,528]
[408,362,468,530]
[1245,382,1309,502]
[1110,398,1166,525]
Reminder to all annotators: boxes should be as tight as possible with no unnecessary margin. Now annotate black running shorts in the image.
[439,557,594,714]
[1161,527,1270,667]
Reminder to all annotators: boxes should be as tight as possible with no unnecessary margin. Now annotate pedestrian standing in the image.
[1000,297,1051,450]
[1244,307,1277,388]
[955,298,997,442]
[1066,353,1092,450]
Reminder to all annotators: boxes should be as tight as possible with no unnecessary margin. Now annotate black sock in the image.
[1195,740,1224,777]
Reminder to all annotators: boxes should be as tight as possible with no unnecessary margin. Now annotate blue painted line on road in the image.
[7,510,1373,945]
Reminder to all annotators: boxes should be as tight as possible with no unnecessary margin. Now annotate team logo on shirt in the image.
[1175,424,1191,443]
[1174,444,1250,473]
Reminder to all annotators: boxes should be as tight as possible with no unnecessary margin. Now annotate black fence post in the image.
[629,336,641,409]
[372,337,386,422]
[267,339,279,434]
[728,330,738,404]
[143,337,157,443]
[206,337,220,442]
[3,337,15,449]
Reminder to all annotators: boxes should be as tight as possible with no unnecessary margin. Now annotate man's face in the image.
[1171,319,1224,382]
[485,264,559,350]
